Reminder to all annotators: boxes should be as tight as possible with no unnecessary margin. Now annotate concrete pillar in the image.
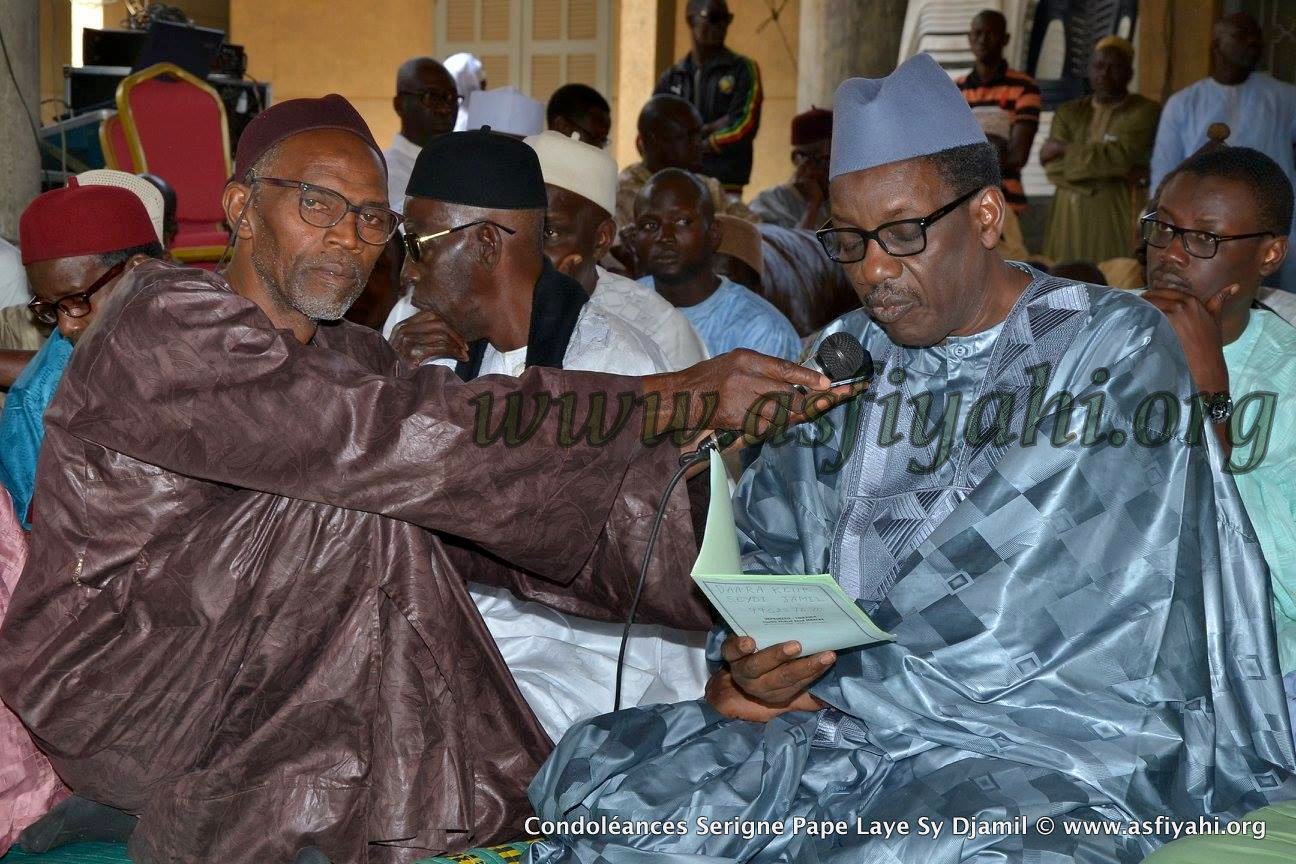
[612,0,677,169]
[1,0,40,241]
[797,0,907,109]
[1137,0,1221,102]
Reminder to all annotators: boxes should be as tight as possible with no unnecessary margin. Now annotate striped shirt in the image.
[957,62,1041,213]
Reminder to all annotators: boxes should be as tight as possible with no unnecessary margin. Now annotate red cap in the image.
[792,107,833,146]
[232,93,385,181]
[19,179,157,265]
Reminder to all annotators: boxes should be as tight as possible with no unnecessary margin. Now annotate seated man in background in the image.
[616,94,757,230]
[526,129,707,370]
[528,54,1295,864]
[546,83,612,149]
[385,56,460,209]
[750,107,832,229]
[633,168,800,360]
[1142,145,1296,698]
[0,180,161,529]
[384,129,709,743]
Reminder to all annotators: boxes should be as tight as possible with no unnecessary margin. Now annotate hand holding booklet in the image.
[690,451,894,657]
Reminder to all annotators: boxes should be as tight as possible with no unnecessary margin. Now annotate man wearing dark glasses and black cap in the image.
[385,127,668,379]
[0,94,844,864]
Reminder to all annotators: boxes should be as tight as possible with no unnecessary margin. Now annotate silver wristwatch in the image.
[1205,391,1233,425]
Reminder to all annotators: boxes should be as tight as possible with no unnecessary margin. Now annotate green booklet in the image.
[691,450,894,657]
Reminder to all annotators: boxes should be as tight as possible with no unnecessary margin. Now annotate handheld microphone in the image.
[693,332,875,458]
[612,333,875,711]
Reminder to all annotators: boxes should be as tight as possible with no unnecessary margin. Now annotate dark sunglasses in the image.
[691,10,734,24]
[402,219,517,263]
[27,259,128,325]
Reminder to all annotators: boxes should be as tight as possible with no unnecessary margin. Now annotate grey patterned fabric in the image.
[525,270,1296,863]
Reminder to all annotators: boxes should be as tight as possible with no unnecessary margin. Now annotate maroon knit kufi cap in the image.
[19,178,157,265]
[232,93,386,181]
[791,107,833,146]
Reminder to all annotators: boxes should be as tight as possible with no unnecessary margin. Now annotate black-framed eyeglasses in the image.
[402,219,517,263]
[1140,216,1274,260]
[27,259,127,325]
[816,187,980,262]
[252,177,403,245]
[398,88,464,110]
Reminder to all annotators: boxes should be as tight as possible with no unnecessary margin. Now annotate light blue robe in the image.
[526,270,1296,863]
[1149,73,1296,292]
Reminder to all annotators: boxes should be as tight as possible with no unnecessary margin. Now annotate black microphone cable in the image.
[612,439,717,712]
[612,333,874,712]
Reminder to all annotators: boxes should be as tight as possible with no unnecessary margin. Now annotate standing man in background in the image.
[655,0,762,195]
[1150,12,1296,291]
[958,9,1041,214]
[1041,36,1160,263]
[386,57,460,210]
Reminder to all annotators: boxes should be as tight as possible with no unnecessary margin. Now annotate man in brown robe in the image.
[0,96,836,864]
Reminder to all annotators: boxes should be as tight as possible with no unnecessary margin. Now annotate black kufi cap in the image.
[405,127,547,208]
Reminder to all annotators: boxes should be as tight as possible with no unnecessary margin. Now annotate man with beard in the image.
[633,168,798,360]
[0,95,842,864]
[525,54,1295,864]
[386,57,460,210]
[1151,13,1296,291]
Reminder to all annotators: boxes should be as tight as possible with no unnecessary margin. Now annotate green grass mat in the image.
[0,840,535,863]
[0,844,129,863]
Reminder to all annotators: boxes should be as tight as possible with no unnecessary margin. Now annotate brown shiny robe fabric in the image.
[0,261,710,864]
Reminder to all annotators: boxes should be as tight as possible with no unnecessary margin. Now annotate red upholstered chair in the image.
[98,113,136,172]
[116,62,231,263]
